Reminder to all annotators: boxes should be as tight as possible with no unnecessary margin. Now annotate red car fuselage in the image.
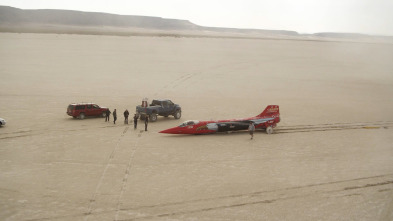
[160,105,280,135]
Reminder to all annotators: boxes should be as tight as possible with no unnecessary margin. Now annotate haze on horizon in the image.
[0,0,392,36]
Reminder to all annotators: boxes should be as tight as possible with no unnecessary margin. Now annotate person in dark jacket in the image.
[133,114,139,129]
[113,109,117,124]
[144,115,149,131]
[124,109,129,124]
[105,109,111,122]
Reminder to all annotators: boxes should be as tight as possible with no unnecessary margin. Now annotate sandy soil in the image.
[0,33,393,221]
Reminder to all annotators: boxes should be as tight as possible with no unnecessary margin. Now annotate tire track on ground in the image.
[275,121,393,134]
[0,124,124,140]
[116,174,393,220]
[152,61,250,96]
[1,121,391,140]
[119,174,393,211]
[24,174,393,220]
[114,129,144,221]
[84,126,130,221]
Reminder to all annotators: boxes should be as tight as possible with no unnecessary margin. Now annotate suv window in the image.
[93,104,99,109]
[68,105,75,110]
[76,105,86,110]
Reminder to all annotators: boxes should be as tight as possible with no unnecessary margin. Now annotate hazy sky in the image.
[0,0,392,35]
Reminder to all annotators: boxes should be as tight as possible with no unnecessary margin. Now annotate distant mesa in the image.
[0,6,200,30]
[0,5,298,37]
[0,5,391,41]
[314,32,370,39]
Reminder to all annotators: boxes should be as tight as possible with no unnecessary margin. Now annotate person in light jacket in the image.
[248,122,255,139]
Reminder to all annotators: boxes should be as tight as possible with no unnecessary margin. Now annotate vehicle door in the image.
[167,100,175,114]
[86,104,93,116]
[91,104,101,116]
[76,105,86,115]
[161,101,169,115]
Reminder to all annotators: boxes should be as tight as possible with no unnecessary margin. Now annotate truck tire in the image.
[79,113,85,120]
[150,114,157,122]
[101,112,106,118]
[174,110,181,119]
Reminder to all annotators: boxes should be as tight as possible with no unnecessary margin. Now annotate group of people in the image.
[104,108,255,138]
[104,109,149,131]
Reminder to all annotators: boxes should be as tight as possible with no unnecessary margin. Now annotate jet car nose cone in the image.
[159,127,180,134]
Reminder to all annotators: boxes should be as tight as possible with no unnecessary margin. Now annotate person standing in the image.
[144,115,149,131]
[133,114,139,129]
[105,109,111,122]
[248,122,255,139]
[124,109,129,124]
[113,109,117,124]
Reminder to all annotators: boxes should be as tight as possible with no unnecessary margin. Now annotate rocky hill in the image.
[0,6,200,30]
[0,6,299,37]
[1,5,391,42]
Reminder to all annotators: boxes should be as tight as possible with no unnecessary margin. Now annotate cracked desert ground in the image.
[1,33,393,221]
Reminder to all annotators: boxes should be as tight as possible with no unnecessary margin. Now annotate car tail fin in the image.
[256,105,279,118]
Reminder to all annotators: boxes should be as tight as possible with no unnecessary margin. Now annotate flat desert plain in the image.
[1,33,393,221]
